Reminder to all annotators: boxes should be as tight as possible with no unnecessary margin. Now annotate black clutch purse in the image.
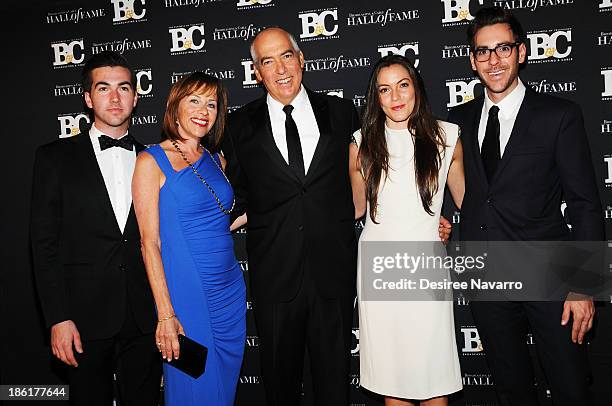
[164,334,208,379]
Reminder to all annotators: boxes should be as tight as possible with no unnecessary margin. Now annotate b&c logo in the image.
[299,9,339,40]
[527,30,572,62]
[446,79,481,108]
[441,0,484,24]
[237,0,272,7]
[51,40,85,67]
[601,0,612,9]
[169,25,205,53]
[460,327,484,353]
[111,0,146,23]
[378,43,420,68]
[58,114,90,138]
[241,60,258,87]
[136,70,153,96]
[602,69,612,99]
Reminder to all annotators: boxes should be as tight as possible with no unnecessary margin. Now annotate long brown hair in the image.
[359,55,446,223]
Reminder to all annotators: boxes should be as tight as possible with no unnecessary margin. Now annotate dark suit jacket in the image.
[223,89,360,303]
[30,132,156,340]
[447,87,603,242]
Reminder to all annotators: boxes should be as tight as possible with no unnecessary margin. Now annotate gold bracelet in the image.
[157,314,175,323]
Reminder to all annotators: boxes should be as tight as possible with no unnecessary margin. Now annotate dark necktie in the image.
[283,105,305,180]
[98,134,135,151]
[481,105,500,181]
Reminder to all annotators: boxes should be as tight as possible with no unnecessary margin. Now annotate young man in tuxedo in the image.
[30,51,160,405]
[223,27,452,405]
[448,7,603,406]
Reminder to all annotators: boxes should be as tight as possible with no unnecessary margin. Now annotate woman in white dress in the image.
[350,55,465,405]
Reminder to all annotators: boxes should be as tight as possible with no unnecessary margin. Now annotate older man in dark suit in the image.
[223,27,359,406]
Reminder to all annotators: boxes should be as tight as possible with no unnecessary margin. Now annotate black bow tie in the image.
[98,134,135,151]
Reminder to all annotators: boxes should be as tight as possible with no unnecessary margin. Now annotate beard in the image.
[483,65,519,96]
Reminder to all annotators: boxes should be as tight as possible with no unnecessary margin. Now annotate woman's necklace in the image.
[170,139,235,215]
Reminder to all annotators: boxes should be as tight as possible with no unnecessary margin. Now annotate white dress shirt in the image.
[478,78,526,157]
[89,125,135,233]
[267,85,320,173]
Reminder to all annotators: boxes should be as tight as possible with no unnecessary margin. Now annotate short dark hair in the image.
[162,72,228,152]
[81,51,136,93]
[467,7,526,49]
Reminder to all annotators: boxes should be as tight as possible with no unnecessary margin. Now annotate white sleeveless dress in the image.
[356,121,462,400]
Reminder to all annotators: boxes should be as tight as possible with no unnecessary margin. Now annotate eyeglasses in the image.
[472,42,520,62]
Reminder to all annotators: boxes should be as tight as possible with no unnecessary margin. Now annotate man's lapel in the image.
[304,89,331,183]
[468,97,489,187]
[123,141,145,237]
[252,97,302,184]
[74,133,123,236]
[491,88,537,183]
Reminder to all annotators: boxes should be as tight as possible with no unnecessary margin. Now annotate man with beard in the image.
[448,7,603,406]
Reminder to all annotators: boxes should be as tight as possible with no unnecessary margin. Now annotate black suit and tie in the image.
[223,88,360,405]
[30,129,161,405]
[448,85,603,406]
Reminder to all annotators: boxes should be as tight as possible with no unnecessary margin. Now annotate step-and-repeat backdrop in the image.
[26,0,612,404]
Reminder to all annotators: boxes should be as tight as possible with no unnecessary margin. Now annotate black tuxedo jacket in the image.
[30,132,156,340]
[223,89,360,303]
[448,87,603,242]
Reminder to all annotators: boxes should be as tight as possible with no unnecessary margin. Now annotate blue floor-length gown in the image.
[144,144,246,406]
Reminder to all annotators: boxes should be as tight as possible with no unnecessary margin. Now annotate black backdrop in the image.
[2,1,612,405]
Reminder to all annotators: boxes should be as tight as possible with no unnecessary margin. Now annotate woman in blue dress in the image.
[132,72,246,405]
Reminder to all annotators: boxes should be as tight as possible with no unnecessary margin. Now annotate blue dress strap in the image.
[211,151,222,167]
[142,144,174,176]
